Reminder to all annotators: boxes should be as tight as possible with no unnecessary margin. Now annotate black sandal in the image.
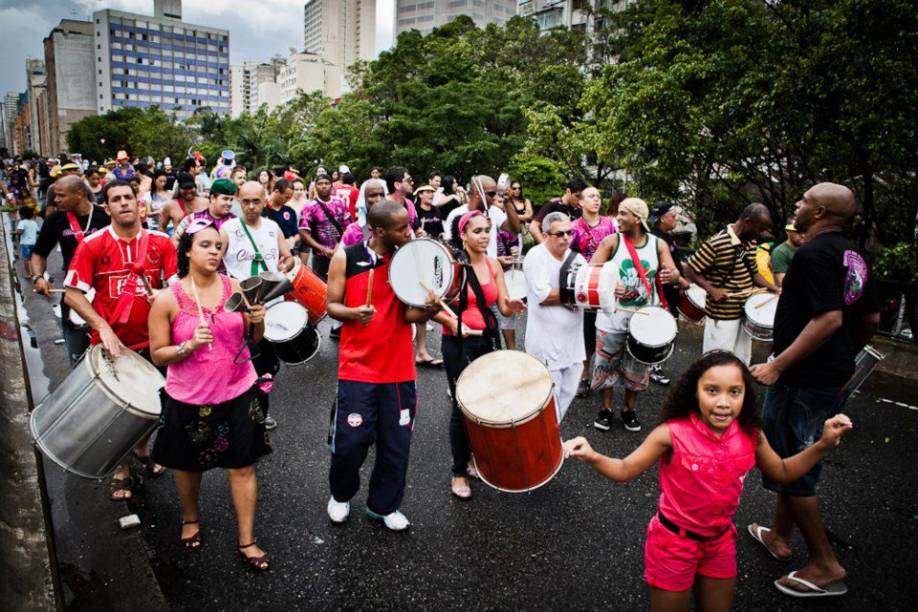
[109,475,133,501]
[133,451,166,477]
[181,520,202,550]
[238,541,269,571]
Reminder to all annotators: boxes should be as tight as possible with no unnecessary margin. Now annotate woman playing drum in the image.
[432,211,525,500]
[148,218,272,571]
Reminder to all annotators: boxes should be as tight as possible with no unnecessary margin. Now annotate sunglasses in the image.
[485,191,497,197]
[549,230,573,237]
[186,217,215,235]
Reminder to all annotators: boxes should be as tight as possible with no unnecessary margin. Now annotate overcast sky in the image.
[0,0,395,94]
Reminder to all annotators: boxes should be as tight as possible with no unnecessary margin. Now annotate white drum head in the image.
[264,301,308,342]
[744,293,777,327]
[455,350,553,425]
[505,269,527,301]
[90,346,164,416]
[687,285,706,309]
[389,239,455,307]
[629,306,678,347]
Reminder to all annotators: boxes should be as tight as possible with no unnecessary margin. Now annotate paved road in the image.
[23,261,918,611]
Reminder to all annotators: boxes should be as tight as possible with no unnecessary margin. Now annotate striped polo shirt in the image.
[687,225,757,320]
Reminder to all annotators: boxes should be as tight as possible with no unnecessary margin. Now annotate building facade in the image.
[2,92,18,153]
[43,19,96,155]
[94,0,231,121]
[25,60,47,155]
[231,62,280,117]
[517,0,631,34]
[395,0,517,36]
[276,49,342,108]
[304,0,376,72]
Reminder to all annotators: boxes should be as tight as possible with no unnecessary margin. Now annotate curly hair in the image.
[658,351,762,434]
[176,226,219,278]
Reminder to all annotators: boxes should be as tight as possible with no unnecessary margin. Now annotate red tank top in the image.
[443,258,498,336]
[338,242,415,383]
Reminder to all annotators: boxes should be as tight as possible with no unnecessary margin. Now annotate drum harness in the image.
[621,234,670,311]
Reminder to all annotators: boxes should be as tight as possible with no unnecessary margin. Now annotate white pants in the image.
[703,317,752,365]
[549,362,585,423]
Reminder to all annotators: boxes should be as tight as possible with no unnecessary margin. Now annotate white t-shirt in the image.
[17,218,38,245]
[221,217,282,280]
[442,204,507,259]
[523,244,586,368]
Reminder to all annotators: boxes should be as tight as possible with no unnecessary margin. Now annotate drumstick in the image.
[754,294,778,309]
[418,279,457,319]
[35,288,66,293]
[616,307,651,315]
[140,274,154,297]
[366,268,374,307]
[189,276,213,351]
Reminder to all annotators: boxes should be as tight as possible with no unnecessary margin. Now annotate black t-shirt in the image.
[535,197,583,223]
[417,205,444,238]
[773,231,879,389]
[33,205,110,271]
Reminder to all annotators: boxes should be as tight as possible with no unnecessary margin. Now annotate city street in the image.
[20,254,918,611]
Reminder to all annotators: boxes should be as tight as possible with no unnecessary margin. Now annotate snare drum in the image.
[67,287,96,329]
[389,238,464,307]
[284,256,327,324]
[263,301,321,364]
[30,345,164,479]
[504,267,527,302]
[573,263,616,312]
[455,350,563,493]
[626,306,678,364]
[742,293,777,342]
[677,285,706,322]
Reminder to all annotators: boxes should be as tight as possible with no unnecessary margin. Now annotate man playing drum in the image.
[684,203,777,364]
[64,179,178,500]
[590,198,680,433]
[325,200,442,531]
[523,212,586,423]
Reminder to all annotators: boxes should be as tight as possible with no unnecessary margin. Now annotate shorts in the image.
[19,243,34,260]
[761,382,841,496]
[591,327,650,392]
[583,310,597,354]
[644,515,737,592]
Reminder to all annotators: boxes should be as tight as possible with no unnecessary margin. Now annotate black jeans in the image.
[442,334,495,475]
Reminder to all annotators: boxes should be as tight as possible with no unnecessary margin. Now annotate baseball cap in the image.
[177,173,196,189]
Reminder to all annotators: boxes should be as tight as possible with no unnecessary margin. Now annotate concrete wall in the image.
[0,215,60,610]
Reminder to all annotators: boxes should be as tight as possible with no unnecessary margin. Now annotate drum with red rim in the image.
[677,285,706,322]
[284,257,327,324]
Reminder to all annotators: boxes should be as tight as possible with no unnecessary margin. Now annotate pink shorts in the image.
[643,516,737,592]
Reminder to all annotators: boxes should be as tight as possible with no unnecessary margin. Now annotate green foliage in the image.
[874,243,918,284]
[67,107,191,163]
[506,152,566,208]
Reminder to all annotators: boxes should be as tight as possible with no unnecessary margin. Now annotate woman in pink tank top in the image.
[148,219,272,571]
[563,351,853,610]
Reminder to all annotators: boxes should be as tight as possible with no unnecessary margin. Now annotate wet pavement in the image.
[21,254,918,611]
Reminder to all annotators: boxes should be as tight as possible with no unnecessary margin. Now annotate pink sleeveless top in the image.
[658,413,758,537]
[164,275,257,404]
[442,259,499,336]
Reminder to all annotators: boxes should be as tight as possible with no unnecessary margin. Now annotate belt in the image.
[657,512,728,542]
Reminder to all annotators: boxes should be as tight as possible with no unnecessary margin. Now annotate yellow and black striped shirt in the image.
[687,225,757,320]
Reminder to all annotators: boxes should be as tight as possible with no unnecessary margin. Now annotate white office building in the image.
[230,62,280,117]
[304,0,377,70]
[395,0,517,36]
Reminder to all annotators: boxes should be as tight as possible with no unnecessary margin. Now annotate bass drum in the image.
[263,301,321,364]
[389,238,464,308]
[626,306,678,365]
[456,350,563,493]
[30,345,164,479]
[677,285,706,322]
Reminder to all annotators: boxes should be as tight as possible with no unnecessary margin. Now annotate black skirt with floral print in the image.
[152,388,272,472]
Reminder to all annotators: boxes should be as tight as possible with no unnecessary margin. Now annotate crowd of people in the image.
[3,147,880,609]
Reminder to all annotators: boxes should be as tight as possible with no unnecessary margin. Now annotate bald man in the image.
[442,175,521,257]
[748,183,879,598]
[30,175,110,365]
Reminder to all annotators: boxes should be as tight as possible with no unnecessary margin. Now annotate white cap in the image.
[339,164,350,174]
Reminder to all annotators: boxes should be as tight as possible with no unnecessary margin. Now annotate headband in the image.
[458,210,485,235]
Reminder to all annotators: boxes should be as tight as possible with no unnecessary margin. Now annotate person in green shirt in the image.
[771,223,805,288]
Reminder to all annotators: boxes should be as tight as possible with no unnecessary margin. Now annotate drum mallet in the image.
[34,288,66,294]
[366,268,374,307]
[755,294,779,309]
[190,277,213,351]
[418,279,457,319]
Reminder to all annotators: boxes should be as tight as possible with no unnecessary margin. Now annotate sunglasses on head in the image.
[186,218,215,235]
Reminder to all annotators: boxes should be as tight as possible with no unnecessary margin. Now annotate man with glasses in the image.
[523,212,586,422]
[529,177,587,243]
[443,175,521,257]
[383,166,420,233]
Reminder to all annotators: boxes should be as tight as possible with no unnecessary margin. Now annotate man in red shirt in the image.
[325,200,441,531]
[64,179,178,498]
[334,171,360,221]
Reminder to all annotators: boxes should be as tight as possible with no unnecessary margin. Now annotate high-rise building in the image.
[304,0,376,71]
[2,92,19,153]
[94,0,231,122]
[43,19,96,155]
[25,59,47,154]
[395,0,517,36]
[230,62,282,117]
[276,48,342,109]
[516,0,631,35]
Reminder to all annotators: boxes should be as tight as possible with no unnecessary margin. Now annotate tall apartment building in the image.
[304,0,376,70]
[94,0,231,121]
[43,19,96,155]
[395,0,517,36]
[517,0,631,34]
[276,49,342,108]
[230,62,280,117]
[25,60,47,154]
[2,92,18,152]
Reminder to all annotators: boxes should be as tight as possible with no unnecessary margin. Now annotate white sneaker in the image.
[327,496,350,523]
[367,509,410,531]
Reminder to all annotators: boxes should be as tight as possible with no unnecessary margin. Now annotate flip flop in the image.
[416,357,444,368]
[746,524,791,560]
[774,571,848,598]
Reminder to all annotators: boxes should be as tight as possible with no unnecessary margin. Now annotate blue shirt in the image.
[18,219,38,245]
[262,204,299,238]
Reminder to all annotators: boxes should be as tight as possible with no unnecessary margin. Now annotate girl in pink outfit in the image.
[564,351,852,611]
[149,218,271,572]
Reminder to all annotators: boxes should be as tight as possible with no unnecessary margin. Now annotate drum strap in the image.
[111,230,151,325]
[66,211,87,244]
[558,251,578,307]
[622,234,669,310]
[239,220,268,277]
[314,198,344,236]
[456,262,500,355]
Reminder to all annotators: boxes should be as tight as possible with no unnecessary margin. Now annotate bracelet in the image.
[176,341,188,358]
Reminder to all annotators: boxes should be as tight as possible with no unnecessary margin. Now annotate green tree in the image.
[67,107,191,163]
